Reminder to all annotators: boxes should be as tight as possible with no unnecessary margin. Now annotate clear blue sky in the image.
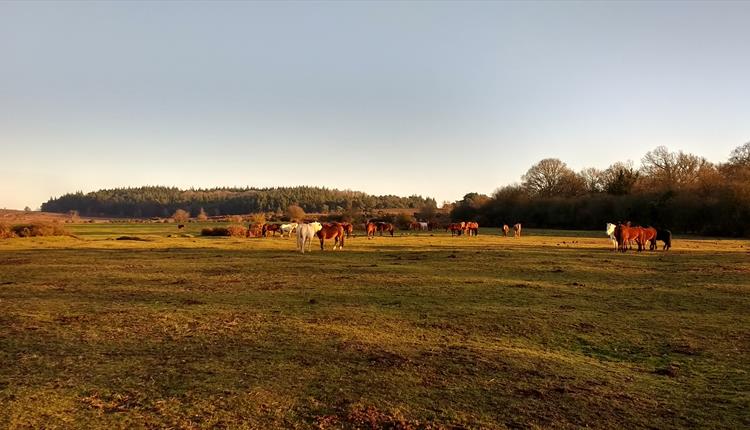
[1,1,749,210]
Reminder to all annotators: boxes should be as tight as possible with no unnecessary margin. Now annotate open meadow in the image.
[0,223,748,429]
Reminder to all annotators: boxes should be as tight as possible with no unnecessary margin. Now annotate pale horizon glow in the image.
[1,1,749,210]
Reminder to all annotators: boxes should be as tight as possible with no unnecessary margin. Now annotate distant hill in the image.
[41,186,436,218]
[0,209,73,223]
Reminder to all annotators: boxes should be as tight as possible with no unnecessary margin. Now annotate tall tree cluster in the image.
[41,186,435,218]
[451,143,750,237]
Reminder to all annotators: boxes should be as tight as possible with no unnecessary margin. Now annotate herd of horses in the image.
[290,220,527,253]
[248,219,672,253]
[607,222,672,252]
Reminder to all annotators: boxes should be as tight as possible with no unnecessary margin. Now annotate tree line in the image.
[450,143,750,237]
[41,186,435,218]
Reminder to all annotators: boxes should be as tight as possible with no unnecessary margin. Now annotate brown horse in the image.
[366,222,378,239]
[377,222,394,237]
[263,223,281,237]
[502,224,509,237]
[513,223,522,237]
[340,222,354,238]
[615,223,643,252]
[427,221,438,231]
[409,222,421,230]
[317,224,345,250]
[446,223,463,236]
[465,222,479,236]
[640,227,657,251]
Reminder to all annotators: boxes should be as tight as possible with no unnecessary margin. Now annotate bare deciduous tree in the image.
[640,146,708,190]
[522,158,577,196]
[729,141,750,166]
[601,161,639,195]
[579,168,604,193]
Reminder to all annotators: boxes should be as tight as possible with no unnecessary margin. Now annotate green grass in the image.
[1,224,748,428]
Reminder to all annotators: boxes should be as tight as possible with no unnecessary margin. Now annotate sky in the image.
[1,1,749,210]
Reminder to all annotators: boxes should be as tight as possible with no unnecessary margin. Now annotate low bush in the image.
[201,227,229,236]
[226,224,248,237]
[6,222,70,238]
[0,223,14,239]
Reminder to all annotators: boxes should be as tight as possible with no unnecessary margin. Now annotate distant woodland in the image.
[41,186,434,218]
[450,143,750,237]
[41,143,750,236]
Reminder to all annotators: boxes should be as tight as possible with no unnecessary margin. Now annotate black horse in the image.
[654,229,672,251]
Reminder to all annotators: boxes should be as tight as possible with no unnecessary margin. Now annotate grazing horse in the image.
[377,222,394,237]
[409,222,421,231]
[513,223,522,237]
[280,223,298,238]
[446,223,463,236]
[427,221,438,231]
[419,222,428,231]
[615,223,643,252]
[465,222,479,236]
[655,229,672,250]
[340,222,354,238]
[606,223,618,251]
[366,222,378,239]
[296,222,322,253]
[317,223,345,250]
[177,224,185,230]
[502,224,510,237]
[640,227,658,251]
[263,223,281,237]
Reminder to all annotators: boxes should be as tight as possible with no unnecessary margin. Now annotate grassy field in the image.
[0,223,748,429]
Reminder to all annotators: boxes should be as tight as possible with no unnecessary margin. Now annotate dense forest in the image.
[41,186,435,218]
[450,143,750,237]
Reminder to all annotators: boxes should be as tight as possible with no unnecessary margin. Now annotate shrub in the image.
[248,213,266,225]
[196,207,208,221]
[173,209,190,223]
[226,224,248,237]
[247,223,264,237]
[286,205,305,221]
[8,222,69,237]
[0,223,15,239]
[228,215,244,223]
[395,213,415,230]
[201,227,230,236]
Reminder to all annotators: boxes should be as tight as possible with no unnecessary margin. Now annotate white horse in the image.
[513,223,522,237]
[606,223,617,251]
[418,222,428,231]
[296,222,322,253]
[280,223,298,238]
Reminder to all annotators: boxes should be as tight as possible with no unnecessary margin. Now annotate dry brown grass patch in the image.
[2,222,70,238]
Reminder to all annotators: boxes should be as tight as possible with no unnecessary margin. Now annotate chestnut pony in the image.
[615,223,657,252]
[366,222,378,239]
[465,222,479,236]
[340,222,354,238]
[317,223,345,250]
[377,222,394,237]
